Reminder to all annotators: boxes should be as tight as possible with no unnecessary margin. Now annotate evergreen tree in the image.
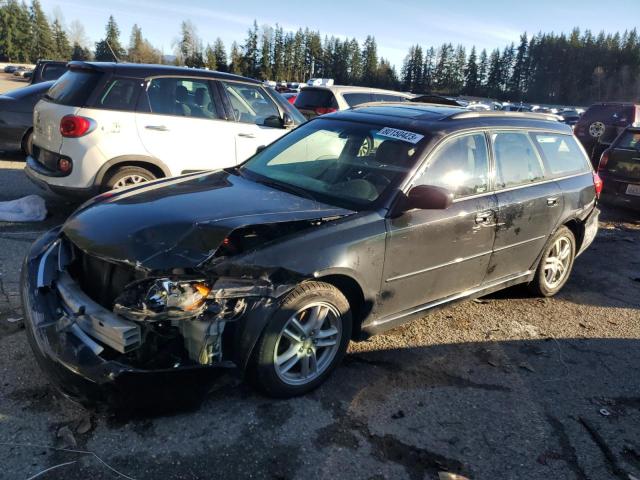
[508,34,528,99]
[213,38,227,72]
[204,44,216,70]
[272,26,284,80]
[463,46,479,95]
[422,47,435,92]
[243,20,259,77]
[229,41,243,75]
[95,15,125,61]
[30,0,54,61]
[361,35,378,85]
[51,18,71,60]
[348,38,362,84]
[477,48,489,95]
[486,48,502,97]
[259,25,273,80]
[71,42,91,61]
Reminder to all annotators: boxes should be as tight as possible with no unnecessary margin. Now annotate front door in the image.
[484,130,563,282]
[135,76,236,175]
[381,132,497,317]
[218,81,287,162]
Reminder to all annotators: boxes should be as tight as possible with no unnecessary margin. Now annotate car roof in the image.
[303,85,413,96]
[67,61,262,84]
[326,102,573,135]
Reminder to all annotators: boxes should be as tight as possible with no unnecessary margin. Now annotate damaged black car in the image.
[22,104,600,406]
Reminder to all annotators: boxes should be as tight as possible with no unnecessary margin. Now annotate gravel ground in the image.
[1,152,640,480]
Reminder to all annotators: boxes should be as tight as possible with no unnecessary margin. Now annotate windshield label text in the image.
[378,127,424,144]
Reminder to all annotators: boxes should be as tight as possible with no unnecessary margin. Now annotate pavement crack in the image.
[578,416,630,480]
[544,415,589,479]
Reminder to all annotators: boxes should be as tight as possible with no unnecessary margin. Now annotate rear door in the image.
[217,80,288,162]
[484,130,563,282]
[135,76,236,175]
[33,69,102,155]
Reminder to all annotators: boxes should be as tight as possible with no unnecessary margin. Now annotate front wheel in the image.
[529,226,576,297]
[250,281,352,398]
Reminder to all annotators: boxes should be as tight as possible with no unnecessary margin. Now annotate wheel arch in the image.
[314,273,370,340]
[94,155,171,187]
[562,217,585,252]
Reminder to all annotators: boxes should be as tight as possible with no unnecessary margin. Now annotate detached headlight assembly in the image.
[114,278,212,321]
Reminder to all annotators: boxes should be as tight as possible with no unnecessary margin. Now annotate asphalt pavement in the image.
[1,145,640,479]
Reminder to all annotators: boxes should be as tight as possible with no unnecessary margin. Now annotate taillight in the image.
[598,149,610,171]
[287,96,296,104]
[60,115,93,138]
[593,172,603,199]
[315,107,337,115]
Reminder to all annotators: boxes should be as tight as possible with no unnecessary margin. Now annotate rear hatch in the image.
[32,68,102,155]
[606,129,640,182]
[294,88,338,119]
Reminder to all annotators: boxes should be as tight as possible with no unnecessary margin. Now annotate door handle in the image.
[238,133,256,138]
[546,197,559,207]
[145,125,169,132]
[475,211,494,225]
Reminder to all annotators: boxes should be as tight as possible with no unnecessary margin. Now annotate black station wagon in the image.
[22,104,600,406]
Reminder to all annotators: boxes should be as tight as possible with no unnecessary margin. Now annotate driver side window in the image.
[221,81,280,126]
[416,133,489,198]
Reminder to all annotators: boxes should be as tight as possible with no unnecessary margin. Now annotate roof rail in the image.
[447,111,561,122]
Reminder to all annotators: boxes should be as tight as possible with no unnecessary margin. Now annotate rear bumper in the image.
[21,229,232,409]
[600,176,640,211]
[25,155,98,198]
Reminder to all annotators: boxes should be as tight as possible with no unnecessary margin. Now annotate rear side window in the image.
[343,92,372,107]
[492,131,545,189]
[417,133,489,198]
[146,77,221,119]
[46,70,102,106]
[614,130,640,150]
[97,78,141,111]
[531,133,590,176]
[294,89,337,109]
[41,64,66,81]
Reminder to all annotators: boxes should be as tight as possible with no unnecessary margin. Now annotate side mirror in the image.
[263,115,283,128]
[283,113,295,128]
[402,185,454,211]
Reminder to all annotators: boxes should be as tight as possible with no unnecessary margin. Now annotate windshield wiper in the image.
[252,175,318,203]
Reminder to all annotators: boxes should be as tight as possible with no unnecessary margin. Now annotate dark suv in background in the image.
[22,104,600,405]
[575,102,640,164]
[29,60,67,85]
[598,125,640,210]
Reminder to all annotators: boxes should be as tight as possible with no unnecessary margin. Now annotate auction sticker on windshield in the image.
[378,127,424,144]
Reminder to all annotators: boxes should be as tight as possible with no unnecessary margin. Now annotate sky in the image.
[40,0,640,69]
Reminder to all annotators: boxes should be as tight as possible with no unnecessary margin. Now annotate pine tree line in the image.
[402,29,640,104]
[1,4,638,105]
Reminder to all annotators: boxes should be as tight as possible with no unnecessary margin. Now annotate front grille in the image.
[66,239,142,309]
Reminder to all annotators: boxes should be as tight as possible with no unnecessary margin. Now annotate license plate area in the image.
[625,184,640,196]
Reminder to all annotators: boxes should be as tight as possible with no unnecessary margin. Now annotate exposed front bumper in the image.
[21,229,233,409]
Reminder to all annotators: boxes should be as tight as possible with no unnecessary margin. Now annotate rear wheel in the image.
[250,281,352,398]
[529,226,576,297]
[102,166,156,192]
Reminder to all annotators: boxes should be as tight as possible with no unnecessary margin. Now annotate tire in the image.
[528,226,576,297]
[250,281,352,398]
[102,166,156,192]
[21,129,33,156]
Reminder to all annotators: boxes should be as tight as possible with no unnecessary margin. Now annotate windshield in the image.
[240,119,428,209]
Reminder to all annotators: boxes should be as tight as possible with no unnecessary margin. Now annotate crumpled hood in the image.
[63,171,353,271]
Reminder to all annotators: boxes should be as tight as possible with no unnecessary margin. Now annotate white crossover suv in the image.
[26,62,305,196]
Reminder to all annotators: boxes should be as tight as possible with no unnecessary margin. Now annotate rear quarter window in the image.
[294,89,337,109]
[531,133,590,176]
[96,78,142,111]
[46,70,102,106]
[41,64,67,81]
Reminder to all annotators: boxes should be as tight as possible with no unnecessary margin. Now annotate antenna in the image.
[106,40,120,63]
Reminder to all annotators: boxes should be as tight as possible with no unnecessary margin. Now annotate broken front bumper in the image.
[21,229,234,408]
